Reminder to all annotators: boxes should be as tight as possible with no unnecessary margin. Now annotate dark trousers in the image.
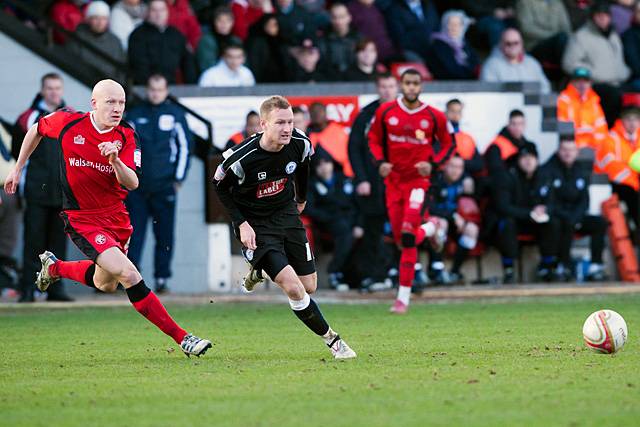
[20,202,67,297]
[355,214,388,281]
[557,216,607,265]
[126,187,176,280]
[496,217,559,259]
[318,218,354,275]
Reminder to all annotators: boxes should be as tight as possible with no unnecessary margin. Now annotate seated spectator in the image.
[563,0,594,30]
[274,0,317,46]
[225,111,262,149]
[307,102,353,177]
[611,0,634,34]
[557,67,608,149]
[347,0,397,62]
[304,148,361,291]
[427,155,479,284]
[461,0,516,48]
[622,1,640,91]
[110,0,147,51]
[542,137,607,281]
[50,0,85,44]
[231,0,273,41]
[199,43,256,87]
[562,1,630,124]
[196,6,240,73]
[382,0,440,62]
[285,37,331,82]
[595,105,640,230]
[318,3,360,80]
[167,0,202,50]
[128,0,197,84]
[428,9,479,80]
[246,14,288,82]
[445,99,483,176]
[485,109,535,176]
[68,1,125,80]
[343,39,379,81]
[480,28,551,93]
[488,143,559,283]
[516,0,571,72]
[293,106,310,131]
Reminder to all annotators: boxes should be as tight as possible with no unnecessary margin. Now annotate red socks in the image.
[126,281,187,344]
[50,260,95,287]
[399,246,418,288]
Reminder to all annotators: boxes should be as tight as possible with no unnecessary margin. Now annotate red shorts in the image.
[385,177,430,244]
[61,205,133,261]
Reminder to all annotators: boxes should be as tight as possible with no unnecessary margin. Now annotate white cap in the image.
[85,1,110,18]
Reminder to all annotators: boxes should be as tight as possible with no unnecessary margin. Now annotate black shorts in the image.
[235,209,316,278]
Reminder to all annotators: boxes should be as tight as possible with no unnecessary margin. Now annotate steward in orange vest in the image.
[595,114,640,191]
[445,99,484,175]
[224,110,261,150]
[307,102,354,177]
[484,109,534,176]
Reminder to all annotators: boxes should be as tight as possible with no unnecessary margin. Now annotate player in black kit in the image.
[214,95,356,359]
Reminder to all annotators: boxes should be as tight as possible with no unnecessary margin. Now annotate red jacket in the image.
[50,0,84,44]
[168,0,202,50]
[231,0,265,41]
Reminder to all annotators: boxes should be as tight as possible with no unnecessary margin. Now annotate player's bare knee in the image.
[303,273,317,294]
[118,266,142,287]
[95,279,118,293]
[279,279,306,300]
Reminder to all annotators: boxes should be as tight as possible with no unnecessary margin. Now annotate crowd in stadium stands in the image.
[6,0,640,299]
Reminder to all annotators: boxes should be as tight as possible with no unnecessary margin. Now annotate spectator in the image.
[68,1,126,80]
[562,0,594,30]
[274,0,317,46]
[246,14,288,82]
[286,37,331,82]
[622,1,640,91]
[199,43,256,87]
[347,0,397,62]
[595,105,640,230]
[611,0,634,34]
[307,102,353,176]
[427,156,479,284]
[231,0,273,41]
[516,0,571,72]
[445,99,483,176]
[125,74,193,294]
[489,143,559,283]
[225,111,261,149]
[128,0,197,84]
[293,106,310,131]
[543,137,607,281]
[460,0,516,47]
[318,3,360,79]
[196,6,240,74]
[480,28,551,93]
[110,0,147,50]
[557,67,608,149]
[50,0,85,44]
[13,73,72,302]
[485,109,536,176]
[382,0,440,62]
[0,121,19,290]
[348,72,398,290]
[562,1,630,124]
[167,0,202,50]
[304,148,361,291]
[343,39,379,81]
[428,9,479,80]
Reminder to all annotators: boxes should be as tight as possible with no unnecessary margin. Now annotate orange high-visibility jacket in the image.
[455,131,477,160]
[595,120,639,190]
[557,83,608,149]
[309,121,354,177]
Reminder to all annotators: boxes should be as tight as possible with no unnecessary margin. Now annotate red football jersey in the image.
[368,99,455,181]
[37,110,141,211]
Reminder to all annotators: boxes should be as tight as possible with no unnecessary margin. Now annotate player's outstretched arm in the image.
[4,124,43,194]
[99,141,139,190]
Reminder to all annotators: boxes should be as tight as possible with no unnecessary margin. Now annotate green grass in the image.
[1,295,639,427]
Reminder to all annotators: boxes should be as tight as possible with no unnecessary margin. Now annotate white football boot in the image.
[180,334,213,357]
[327,335,357,359]
[36,251,60,292]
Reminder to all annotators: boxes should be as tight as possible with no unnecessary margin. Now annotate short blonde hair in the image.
[260,95,291,118]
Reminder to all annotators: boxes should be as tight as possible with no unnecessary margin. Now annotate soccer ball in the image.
[582,310,628,354]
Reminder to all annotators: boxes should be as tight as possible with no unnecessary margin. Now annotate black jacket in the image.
[428,171,466,220]
[540,154,590,225]
[347,99,385,215]
[622,24,640,80]
[13,94,64,206]
[427,39,479,80]
[491,166,546,221]
[305,171,359,225]
[128,22,197,84]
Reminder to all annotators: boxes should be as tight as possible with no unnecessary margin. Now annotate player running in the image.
[214,95,356,360]
[4,80,212,357]
[368,69,456,314]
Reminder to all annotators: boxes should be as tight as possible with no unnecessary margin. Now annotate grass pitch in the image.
[1,294,639,427]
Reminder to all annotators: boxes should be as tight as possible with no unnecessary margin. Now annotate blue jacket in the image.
[380,0,439,59]
[126,100,192,193]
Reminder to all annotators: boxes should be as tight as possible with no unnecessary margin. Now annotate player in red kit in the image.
[4,80,212,357]
[368,69,455,314]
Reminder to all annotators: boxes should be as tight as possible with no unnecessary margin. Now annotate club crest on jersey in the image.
[244,249,254,261]
[285,162,297,174]
[388,116,399,126]
[95,234,107,245]
[258,172,267,180]
[73,135,85,145]
[415,129,426,140]
[113,140,123,150]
